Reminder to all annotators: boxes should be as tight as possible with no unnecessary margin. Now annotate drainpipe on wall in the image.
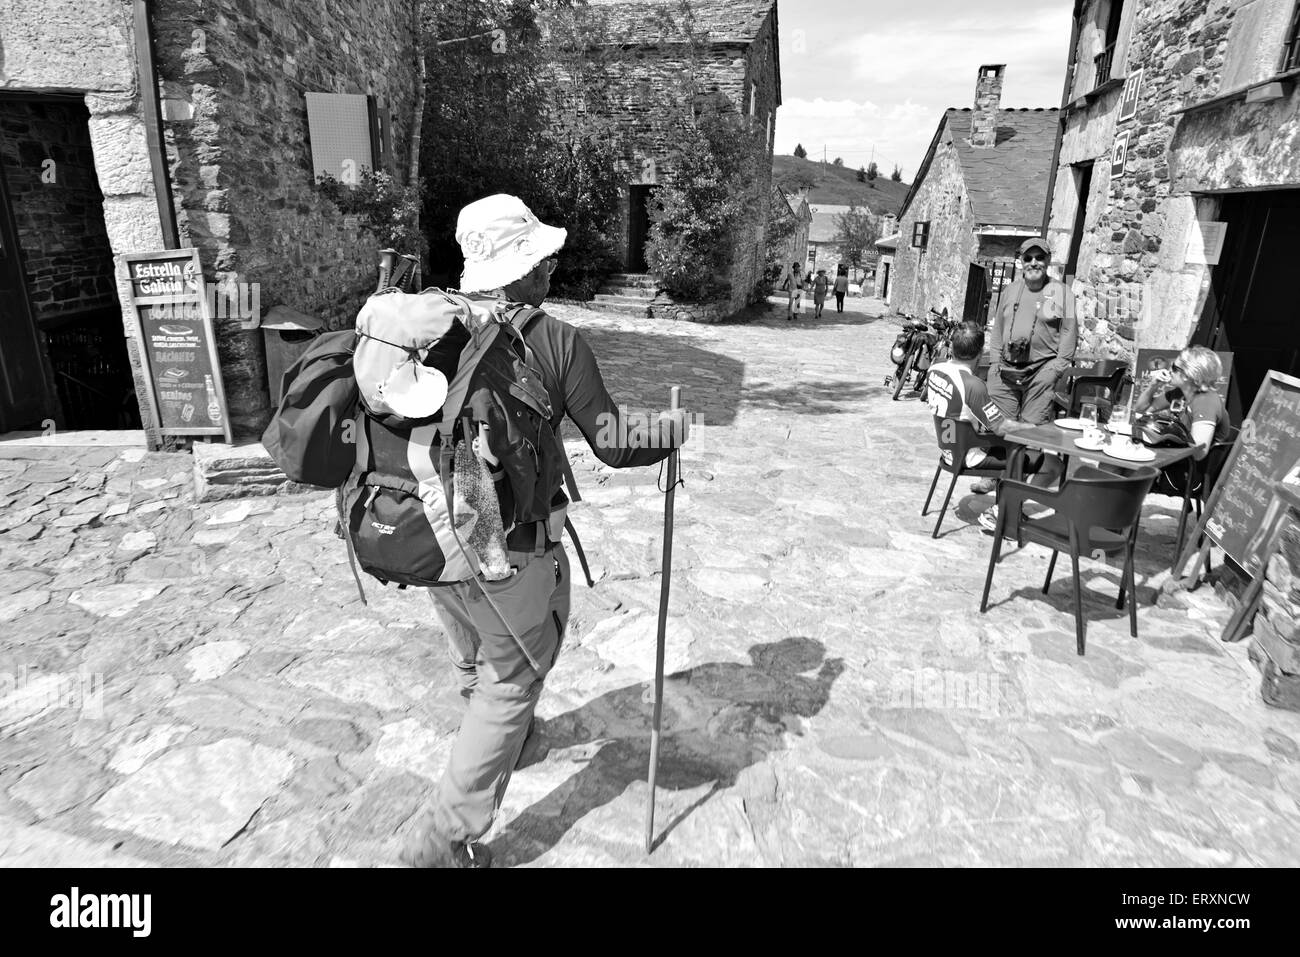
[134,0,180,249]
[1041,1,1084,252]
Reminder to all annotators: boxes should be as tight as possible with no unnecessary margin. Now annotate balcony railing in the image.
[1093,43,1116,91]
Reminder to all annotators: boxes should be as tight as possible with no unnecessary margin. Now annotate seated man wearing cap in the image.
[402,194,690,868]
[987,238,1078,427]
[926,321,1061,533]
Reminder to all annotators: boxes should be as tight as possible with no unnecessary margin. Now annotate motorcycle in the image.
[885,309,951,401]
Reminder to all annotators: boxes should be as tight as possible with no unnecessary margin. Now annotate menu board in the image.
[1197,371,1300,573]
[119,249,232,441]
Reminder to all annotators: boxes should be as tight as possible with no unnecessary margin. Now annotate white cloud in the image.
[841,9,1072,107]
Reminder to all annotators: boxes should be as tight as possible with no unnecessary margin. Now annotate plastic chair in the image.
[979,465,1158,655]
[1169,426,1240,563]
[1051,360,1129,419]
[921,416,1005,538]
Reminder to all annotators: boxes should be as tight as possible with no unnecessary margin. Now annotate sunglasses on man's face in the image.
[1022,254,1047,264]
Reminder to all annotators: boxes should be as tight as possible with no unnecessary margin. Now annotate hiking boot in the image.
[400,817,493,869]
[514,717,549,771]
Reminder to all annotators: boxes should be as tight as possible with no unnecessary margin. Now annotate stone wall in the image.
[0,99,118,323]
[1052,0,1300,361]
[152,0,419,437]
[891,127,977,316]
[0,0,168,444]
[0,0,419,442]
[1253,507,1300,705]
[554,5,777,310]
[651,293,730,324]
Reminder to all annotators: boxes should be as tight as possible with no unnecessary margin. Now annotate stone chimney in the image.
[970,64,1005,149]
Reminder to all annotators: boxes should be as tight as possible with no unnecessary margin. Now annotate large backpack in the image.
[262,288,594,603]
[261,330,359,488]
[340,288,563,590]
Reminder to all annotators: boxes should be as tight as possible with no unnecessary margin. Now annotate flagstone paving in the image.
[2,295,1300,867]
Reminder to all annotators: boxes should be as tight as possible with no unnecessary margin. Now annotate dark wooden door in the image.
[0,161,49,432]
[964,263,989,322]
[1203,191,1300,423]
[628,185,656,273]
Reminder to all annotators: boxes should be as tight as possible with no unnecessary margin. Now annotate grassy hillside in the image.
[773,154,910,216]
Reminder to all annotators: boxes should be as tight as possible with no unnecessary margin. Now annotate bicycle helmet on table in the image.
[1134,413,1191,447]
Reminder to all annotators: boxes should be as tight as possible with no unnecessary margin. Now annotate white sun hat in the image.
[456,194,568,293]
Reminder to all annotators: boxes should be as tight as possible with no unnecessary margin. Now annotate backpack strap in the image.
[432,302,506,445]
[508,304,544,334]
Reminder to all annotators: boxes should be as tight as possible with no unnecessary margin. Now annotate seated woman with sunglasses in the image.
[1132,345,1232,461]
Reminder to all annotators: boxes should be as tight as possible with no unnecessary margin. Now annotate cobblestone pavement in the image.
[3,296,1300,867]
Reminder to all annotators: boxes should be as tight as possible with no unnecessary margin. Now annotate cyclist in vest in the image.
[987,237,1078,425]
[402,195,690,868]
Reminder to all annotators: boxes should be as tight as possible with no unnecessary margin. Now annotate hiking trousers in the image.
[987,362,1061,425]
[427,543,571,843]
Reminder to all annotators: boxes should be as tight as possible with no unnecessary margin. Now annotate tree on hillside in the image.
[834,204,879,283]
[832,156,843,166]
[891,165,902,182]
[855,165,866,182]
[866,161,878,181]
[793,143,808,159]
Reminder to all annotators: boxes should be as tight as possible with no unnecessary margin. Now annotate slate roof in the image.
[585,0,776,44]
[901,107,1059,229]
[809,204,851,244]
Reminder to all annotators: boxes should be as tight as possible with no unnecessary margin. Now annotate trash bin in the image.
[261,305,325,406]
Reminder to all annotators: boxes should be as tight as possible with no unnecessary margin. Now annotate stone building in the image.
[572,0,781,313]
[892,65,1058,322]
[0,0,420,443]
[1042,0,1300,421]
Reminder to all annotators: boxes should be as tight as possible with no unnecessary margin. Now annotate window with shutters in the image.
[304,92,390,185]
[1092,0,1125,91]
[1284,2,1300,72]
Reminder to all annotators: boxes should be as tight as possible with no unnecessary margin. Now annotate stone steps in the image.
[607,273,657,288]
[586,297,654,317]
[598,284,658,299]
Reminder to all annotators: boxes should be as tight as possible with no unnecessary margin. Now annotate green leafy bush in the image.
[317,168,427,264]
[645,110,761,302]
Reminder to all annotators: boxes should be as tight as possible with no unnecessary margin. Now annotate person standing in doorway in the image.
[986,237,1077,425]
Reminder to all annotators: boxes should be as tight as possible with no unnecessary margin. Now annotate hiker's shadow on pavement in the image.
[741,379,883,413]
[579,327,745,426]
[494,637,844,866]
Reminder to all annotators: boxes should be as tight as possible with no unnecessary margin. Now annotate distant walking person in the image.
[832,268,849,313]
[812,269,829,318]
[787,262,805,321]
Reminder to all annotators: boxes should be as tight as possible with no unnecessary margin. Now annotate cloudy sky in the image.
[775,0,1074,180]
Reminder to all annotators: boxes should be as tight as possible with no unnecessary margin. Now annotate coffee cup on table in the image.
[1084,424,1106,445]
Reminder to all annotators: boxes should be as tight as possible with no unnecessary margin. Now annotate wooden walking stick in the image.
[645,386,682,854]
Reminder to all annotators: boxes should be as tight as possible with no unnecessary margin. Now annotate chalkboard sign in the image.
[1188,371,1300,575]
[118,249,232,442]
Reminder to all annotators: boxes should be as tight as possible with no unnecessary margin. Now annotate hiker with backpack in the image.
[375,194,689,867]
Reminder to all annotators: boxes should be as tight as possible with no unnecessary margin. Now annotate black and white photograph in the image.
[0,0,1297,922]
